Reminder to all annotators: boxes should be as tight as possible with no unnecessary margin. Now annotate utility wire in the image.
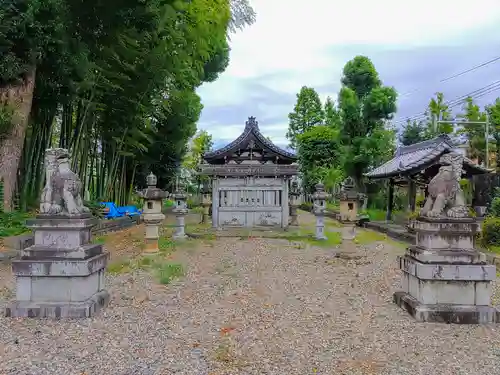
[399,56,500,99]
[394,80,500,126]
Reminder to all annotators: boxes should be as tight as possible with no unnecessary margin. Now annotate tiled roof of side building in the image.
[365,134,491,179]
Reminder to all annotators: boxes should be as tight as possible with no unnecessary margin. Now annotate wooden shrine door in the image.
[216,177,287,227]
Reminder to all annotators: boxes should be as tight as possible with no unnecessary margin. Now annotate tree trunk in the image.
[0,68,37,212]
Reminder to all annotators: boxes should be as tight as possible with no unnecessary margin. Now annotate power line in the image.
[399,56,500,99]
[394,80,500,127]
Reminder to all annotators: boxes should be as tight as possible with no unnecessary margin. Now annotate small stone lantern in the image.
[339,177,358,240]
[312,182,330,240]
[200,182,212,224]
[289,178,301,226]
[137,172,168,253]
[172,180,189,239]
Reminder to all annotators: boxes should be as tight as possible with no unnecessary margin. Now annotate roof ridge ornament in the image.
[245,116,259,130]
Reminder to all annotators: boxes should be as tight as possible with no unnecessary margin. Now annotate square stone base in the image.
[5,289,110,318]
[393,291,500,324]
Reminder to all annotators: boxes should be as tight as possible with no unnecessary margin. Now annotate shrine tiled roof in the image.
[203,117,297,162]
[365,134,491,179]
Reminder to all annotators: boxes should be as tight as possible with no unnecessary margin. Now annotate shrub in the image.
[0,211,32,237]
[490,197,500,217]
[481,216,500,247]
[299,202,313,211]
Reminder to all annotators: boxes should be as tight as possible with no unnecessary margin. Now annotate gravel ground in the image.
[1,212,500,375]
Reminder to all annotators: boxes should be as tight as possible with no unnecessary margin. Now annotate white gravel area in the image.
[1,213,500,375]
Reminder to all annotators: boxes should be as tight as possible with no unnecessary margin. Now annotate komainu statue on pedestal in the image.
[39,148,90,215]
[420,152,469,218]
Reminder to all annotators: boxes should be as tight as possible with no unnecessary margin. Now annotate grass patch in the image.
[0,211,33,237]
[93,235,106,244]
[107,258,133,274]
[354,230,387,245]
[282,230,342,248]
[485,245,500,254]
[154,262,184,285]
[159,237,175,253]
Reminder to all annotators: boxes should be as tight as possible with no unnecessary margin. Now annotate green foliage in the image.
[486,99,500,172]
[399,119,428,146]
[324,96,340,129]
[286,86,324,149]
[297,125,342,192]
[155,262,184,285]
[423,92,454,137]
[0,104,14,141]
[1,0,251,211]
[456,97,488,165]
[337,56,397,186]
[482,216,500,247]
[0,211,31,237]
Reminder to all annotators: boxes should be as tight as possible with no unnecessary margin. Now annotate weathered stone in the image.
[338,177,358,241]
[172,185,188,240]
[137,172,167,253]
[5,148,110,319]
[421,153,469,219]
[39,148,90,216]
[312,182,329,240]
[393,217,499,324]
[393,291,500,324]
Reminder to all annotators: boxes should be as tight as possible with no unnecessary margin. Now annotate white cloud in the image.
[198,0,500,143]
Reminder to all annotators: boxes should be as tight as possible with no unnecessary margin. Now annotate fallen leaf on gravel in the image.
[220,326,235,336]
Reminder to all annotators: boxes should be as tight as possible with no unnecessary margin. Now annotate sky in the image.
[197,0,500,150]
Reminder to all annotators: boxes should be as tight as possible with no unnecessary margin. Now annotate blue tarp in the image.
[100,202,142,219]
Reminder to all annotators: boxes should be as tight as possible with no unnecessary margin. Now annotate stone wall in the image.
[1,216,141,261]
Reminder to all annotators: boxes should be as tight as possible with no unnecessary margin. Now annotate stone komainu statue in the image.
[39,148,90,215]
[420,152,469,218]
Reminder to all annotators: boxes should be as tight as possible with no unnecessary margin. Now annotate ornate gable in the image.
[203,117,297,165]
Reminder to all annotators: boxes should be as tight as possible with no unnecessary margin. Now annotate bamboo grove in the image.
[0,0,255,212]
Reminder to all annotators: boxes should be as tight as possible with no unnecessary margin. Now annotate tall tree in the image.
[296,125,342,193]
[399,119,428,146]
[324,96,341,129]
[487,99,500,172]
[424,92,454,137]
[457,97,488,165]
[0,0,236,210]
[337,56,397,187]
[286,86,324,149]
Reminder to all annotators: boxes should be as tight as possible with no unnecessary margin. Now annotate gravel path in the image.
[1,212,500,375]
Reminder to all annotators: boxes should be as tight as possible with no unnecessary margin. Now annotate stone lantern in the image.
[172,179,189,239]
[312,182,330,240]
[137,172,168,253]
[288,177,301,226]
[200,182,212,224]
[339,177,358,240]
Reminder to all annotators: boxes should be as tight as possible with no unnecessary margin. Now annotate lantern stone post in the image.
[312,182,330,240]
[138,172,167,254]
[289,178,300,226]
[172,182,189,240]
[339,177,358,241]
[200,183,212,224]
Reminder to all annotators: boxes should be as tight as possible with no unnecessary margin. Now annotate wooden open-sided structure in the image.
[365,135,491,221]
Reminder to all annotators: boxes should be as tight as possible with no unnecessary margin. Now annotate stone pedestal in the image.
[339,177,358,241]
[312,182,330,240]
[341,223,356,241]
[172,189,188,240]
[5,214,110,318]
[393,217,500,324]
[289,204,299,226]
[138,173,167,254]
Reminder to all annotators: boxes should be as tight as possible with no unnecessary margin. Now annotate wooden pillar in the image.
[408,179,417,212]
[386,179,394,221]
